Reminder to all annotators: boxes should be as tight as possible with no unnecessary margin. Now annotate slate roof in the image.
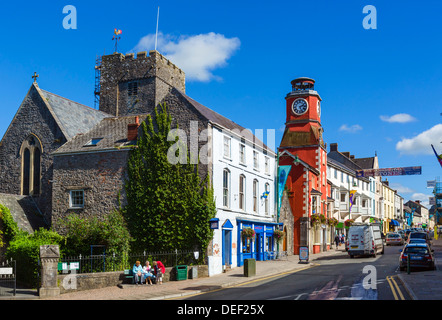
[53,115,147,155]
[0,193,47,233]
[353,157,375,170]
[177,90,273,153]
[39,88,110,140]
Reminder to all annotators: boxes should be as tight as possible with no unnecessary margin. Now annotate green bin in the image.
[244,259,256,277]
[175,265,188,281]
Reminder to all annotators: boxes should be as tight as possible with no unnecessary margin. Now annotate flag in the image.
[349,190,357,212]
[277,165,291,213]
[262,191,270,199]
[431,144,442,168]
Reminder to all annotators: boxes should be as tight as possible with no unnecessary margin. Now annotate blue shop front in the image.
[237,218,282,266]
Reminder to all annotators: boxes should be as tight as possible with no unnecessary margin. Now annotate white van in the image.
[348,223,384,258]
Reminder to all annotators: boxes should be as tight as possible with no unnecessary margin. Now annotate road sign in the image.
[356,166,421,178]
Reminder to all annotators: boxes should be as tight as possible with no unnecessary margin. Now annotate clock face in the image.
[317,101,321,117]
[292,98,308,115]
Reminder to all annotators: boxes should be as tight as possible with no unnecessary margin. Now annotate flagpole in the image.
[155,6,160,51]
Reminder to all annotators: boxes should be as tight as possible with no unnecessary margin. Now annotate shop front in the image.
[237,218,281,266]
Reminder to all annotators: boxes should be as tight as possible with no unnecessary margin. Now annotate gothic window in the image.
[22,148,30,196]
[253,179,259,213]
[20,134,42,196]
[127,81,139,113]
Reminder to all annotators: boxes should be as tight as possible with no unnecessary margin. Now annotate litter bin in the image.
[190,266,198,279]
[175,265,188,281]
[244,259,256,277]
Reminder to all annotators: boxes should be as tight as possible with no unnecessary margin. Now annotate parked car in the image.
[348,223,384,258]
[407,238,428,247]
[386,232,404,246]
[408,232,432,248]
[399,243,435,271]
[398,230,405,239]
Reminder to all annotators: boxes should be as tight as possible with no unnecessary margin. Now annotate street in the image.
[181,245,413,300]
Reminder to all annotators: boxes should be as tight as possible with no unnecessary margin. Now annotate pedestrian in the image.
[341,234,345,244]
[132,261,143,285]
[153,261,166,285]
[142,261,154,285]
[334,234,340,249]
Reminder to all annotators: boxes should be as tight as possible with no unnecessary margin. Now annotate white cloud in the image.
[396,124,442,155]
[339,124,362,133]
[410,193,432,208]
[390,182,414,194]
[380,113,417,123]
[131,32,240,82]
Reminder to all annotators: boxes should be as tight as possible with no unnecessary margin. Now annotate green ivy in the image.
[122,103,216,255]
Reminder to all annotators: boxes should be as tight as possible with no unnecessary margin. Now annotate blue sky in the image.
[1,0,441,206]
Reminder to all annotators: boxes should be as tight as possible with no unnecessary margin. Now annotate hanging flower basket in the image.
[311,213,326,226]
[328,217,338,227]
[273,230,285,241]
[241,227,255,239]
[344,219,355,228]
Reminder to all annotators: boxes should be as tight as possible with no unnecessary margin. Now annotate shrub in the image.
[6,228,63,288]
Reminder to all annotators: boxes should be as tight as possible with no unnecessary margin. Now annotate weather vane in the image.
[112,28,122,53]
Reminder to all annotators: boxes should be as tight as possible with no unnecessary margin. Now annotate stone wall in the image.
[99,51,186,117]
[57,265,209,294]
[51,150,129,234]
[0,85,66,224]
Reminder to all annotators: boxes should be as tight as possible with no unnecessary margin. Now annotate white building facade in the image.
[208,124,277,276]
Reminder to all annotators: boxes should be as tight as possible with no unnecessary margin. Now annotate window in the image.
[128,81,138,97]
[21,135,42,196]
[253,151,259,170]
[223,169,230,208]
[239,175,245,210]
[340,192,346,203]
[265,183,270,215]
[239,143,246,164]
[70,190,84,208]
[265,157,270,174]
[253,179,259,212]
[334,168,337,179]
[223,137,231,159]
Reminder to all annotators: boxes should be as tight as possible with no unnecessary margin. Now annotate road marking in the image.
[166,264,318,300]
[386,275,405,300]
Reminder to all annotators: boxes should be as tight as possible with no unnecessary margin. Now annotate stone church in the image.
[0,50,270,236]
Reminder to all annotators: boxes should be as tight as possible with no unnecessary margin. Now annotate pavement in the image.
[2,238,442,300]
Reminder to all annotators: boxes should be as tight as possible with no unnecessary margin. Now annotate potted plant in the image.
[311,213,326,227]
[273,229,285,242]
[241,227,255,239]
[344,219,354,228]
[328,217,338,227]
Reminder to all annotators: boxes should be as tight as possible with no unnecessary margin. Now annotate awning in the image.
[389,220,400,226]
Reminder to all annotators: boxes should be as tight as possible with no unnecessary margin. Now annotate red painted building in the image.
[278,78,330,255]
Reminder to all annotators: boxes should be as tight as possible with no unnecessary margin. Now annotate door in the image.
[223,230,232,266]
[256,234,263,261]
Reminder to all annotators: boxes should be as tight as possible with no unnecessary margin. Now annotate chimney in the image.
[330,143,338,152]
[127,116,140,141]
[415,200,421,205]
[342,152,350,158]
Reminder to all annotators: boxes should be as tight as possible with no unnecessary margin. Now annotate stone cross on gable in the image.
[32,72,39,83]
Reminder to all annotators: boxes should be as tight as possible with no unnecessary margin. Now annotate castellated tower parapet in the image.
[98,50,186,116]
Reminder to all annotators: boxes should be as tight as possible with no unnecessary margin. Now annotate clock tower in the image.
[278,77,329,255]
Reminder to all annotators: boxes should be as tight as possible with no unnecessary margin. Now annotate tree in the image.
[122,103,216,254]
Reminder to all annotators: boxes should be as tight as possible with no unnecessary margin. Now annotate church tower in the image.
[278,77,329,255]
[98,50,186,116]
